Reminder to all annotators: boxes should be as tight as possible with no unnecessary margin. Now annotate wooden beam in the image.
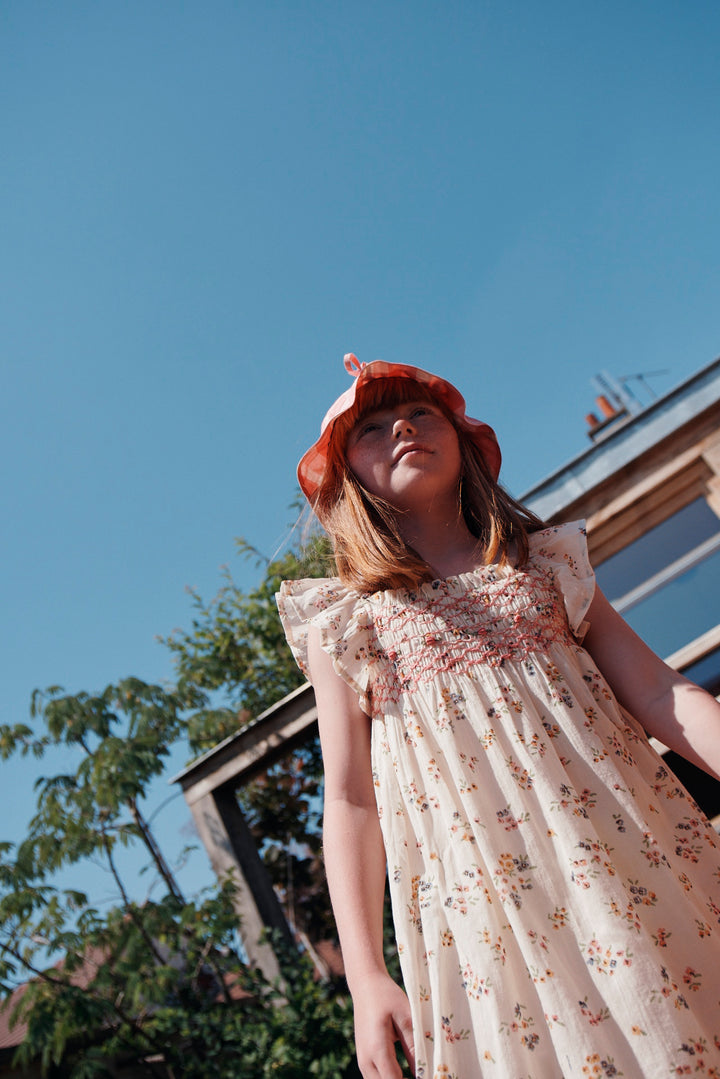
[173,683,319,980]
[174,683,318,801]
[187,786,291,981]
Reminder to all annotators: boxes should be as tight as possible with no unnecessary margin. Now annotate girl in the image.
[277,354,720,1079]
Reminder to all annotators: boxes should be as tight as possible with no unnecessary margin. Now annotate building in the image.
[523,357,720,704]
[172,355,720,977]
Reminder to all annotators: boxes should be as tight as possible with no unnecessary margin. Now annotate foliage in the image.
[0,522,396,1075]
[163,531,335,741]
[8,906,360,1078]
[162,529,341,947]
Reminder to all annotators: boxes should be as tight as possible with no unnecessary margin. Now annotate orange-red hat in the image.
[298,354,501,501]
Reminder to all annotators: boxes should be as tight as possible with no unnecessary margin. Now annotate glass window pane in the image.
[595,499,720,602]
[681,647,720,697]
[616,546,720,658]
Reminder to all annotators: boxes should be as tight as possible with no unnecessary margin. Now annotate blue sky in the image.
[2,1,719,902]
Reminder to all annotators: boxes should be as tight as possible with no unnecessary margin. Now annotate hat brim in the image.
[298,360,501,501]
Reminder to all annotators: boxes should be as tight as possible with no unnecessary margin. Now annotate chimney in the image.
[595,395,617,419]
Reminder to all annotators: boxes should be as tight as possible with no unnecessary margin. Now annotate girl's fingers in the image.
[359,1027,407,1079]
[351,974,414,1079]
[362,1037,405,1079]
[395,1009,416,1077]
[396,1022,416,1077]
[360,1054,401,1079]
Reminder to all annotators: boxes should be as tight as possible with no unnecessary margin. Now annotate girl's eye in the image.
[353,404,435,440]
[357,421,381,438]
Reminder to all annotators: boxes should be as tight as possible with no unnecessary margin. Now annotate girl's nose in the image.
[393,415,415,438]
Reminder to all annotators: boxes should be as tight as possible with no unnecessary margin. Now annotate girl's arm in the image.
[307,626,416,1079]
[582,586,720,781]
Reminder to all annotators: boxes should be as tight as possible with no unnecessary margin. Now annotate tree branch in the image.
[100,831,167,968]
[129,800,185,904]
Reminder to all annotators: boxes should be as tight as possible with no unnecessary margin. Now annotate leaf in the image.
[1,520,369,1077]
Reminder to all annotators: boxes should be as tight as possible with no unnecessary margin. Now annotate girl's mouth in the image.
[393,444,428,465]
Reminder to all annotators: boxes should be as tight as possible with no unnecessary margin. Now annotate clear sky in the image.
[2,1,719,902]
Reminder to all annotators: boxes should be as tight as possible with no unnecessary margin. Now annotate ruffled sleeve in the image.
[529,521,596,639]
[276,578,375,714]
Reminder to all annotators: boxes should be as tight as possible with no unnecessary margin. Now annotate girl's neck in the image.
[397,503,485,580]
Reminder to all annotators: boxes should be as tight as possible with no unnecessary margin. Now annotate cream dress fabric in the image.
[277,522,720,1079]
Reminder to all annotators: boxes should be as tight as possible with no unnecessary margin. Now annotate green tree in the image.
[0,528,367,1077]
[162,531,339,946]
[165,531,335,737]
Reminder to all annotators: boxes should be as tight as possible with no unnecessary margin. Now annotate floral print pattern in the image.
[278,523,720,1077]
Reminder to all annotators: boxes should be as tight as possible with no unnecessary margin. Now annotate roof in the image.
[0,984,28,1052]
[521,356,720,520]
[0,943,251,1056]
[0,945,110,1052]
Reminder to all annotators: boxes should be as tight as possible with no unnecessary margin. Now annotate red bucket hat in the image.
[298,354,501,501]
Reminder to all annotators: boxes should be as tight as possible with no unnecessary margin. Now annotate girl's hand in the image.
[308,630,415,1075]
[351,971,416,1078]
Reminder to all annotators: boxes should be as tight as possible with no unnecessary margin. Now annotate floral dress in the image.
[277,522,720,1079]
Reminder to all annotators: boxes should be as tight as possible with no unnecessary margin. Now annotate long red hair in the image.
[312,378,544,592]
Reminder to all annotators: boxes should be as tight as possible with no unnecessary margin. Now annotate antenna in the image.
[585,368,670,439]
[591,369,669,417]
[616,370,668,405]
[592,370,640,414]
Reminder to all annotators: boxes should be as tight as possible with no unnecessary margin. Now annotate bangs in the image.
[330,378,445,455]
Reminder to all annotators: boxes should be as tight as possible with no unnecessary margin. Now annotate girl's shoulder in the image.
[276,577,372,682]
[527,520,595,636]
[528,519,591,570]
[277,575,353,617]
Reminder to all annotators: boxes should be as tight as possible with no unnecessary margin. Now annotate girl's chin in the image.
[385,488,458,515]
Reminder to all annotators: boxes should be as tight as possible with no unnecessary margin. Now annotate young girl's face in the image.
[345,398,463,512]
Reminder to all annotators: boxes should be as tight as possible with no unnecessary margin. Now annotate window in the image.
[594,498,720,658]
[680,646,720,697]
